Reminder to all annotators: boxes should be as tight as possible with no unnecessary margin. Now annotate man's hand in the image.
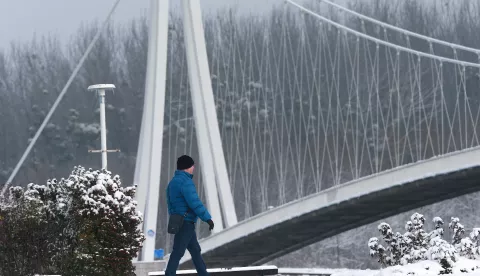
[207,219,214,231]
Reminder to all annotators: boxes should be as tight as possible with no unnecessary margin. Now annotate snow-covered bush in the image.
[404,213,429,263]
[62,166,145,275]
[0,185,60,275]
[368,213,435,267]
[449,217,465,246]
[368,212,480,273]
[0,166,145,276]
[458,238,477,260]
[449,219,480,261]
[368,237,389,265]
[427,237,457,274]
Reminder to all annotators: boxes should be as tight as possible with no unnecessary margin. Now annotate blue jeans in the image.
[165,221,208,276]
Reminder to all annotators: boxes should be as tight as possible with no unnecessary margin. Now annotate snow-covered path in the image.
[280,258,480,276]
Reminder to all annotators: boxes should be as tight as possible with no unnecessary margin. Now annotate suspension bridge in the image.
[4,0,480,271]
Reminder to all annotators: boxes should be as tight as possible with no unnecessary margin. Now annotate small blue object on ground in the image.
[154,248,164,259]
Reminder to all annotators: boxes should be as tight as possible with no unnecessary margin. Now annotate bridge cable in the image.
[1,0,122,197]
[284,0,480,68]
[316,0,480,56]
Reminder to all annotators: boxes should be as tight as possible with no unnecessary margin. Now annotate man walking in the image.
[165,155,215,276]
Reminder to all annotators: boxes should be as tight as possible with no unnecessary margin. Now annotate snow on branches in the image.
[0,166,145,276]
[64,166,145,274]
[368,212,480,273]
[449,217,465,246]
[427,237,457,271]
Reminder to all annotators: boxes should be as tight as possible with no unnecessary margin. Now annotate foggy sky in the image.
[0,0,278,48]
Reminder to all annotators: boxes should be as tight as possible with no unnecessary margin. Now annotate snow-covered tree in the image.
[426,237,457,274]
[0,184,62,275]
[449,217,465,246]
[0,166,144,276]
[61,166,144,275]
[368,237,389,266]
[403,213,429,262]
[471,228,480,246]
[446,217,480,260]
[453,225,480,260]
[376,222,405,265]
[458,237,477,259]
[368,212,459,270]
[429,217,445,240]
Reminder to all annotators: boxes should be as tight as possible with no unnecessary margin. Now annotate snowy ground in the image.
[280,258,480,276]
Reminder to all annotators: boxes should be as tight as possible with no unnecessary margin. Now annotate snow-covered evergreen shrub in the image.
[375,222,406,265]
[404,213,429,263]
[429,217,445,240]
[470,228,480,245]
[0,166,144,276]
[0,185,62,275]
[458,238,477,259]
[449,217,465,246]
[447,218,480,260]
[62,166,144,275]
[368,212,460,272]
[368,237,389,266]
[427,236,457,274]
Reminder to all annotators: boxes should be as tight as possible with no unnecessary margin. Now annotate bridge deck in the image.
[180,149,480,268]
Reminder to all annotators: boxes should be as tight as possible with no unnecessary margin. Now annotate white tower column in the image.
[133,0,169,262]
[182,0,224,232]
[181,0,238,227]
[134,0,239,261]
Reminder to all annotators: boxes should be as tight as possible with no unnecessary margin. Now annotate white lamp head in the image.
[87,84,116,91]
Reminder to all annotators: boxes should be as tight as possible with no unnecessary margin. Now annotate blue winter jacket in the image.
[166,170,212,223]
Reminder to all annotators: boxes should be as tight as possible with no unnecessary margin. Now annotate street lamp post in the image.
[87,84,120,170]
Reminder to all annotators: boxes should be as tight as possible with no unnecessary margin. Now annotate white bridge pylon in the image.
[133,0,238,262]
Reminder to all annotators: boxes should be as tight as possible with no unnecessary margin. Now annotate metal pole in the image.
[98,89,108,169]
[87,84,117,170]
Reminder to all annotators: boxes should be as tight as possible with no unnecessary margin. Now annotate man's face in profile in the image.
[187,164,195,174]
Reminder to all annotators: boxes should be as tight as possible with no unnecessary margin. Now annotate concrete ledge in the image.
[149,265,278,276]
[134,260,167,276]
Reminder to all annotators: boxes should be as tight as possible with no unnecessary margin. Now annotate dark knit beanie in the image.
[177,155,195,170]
